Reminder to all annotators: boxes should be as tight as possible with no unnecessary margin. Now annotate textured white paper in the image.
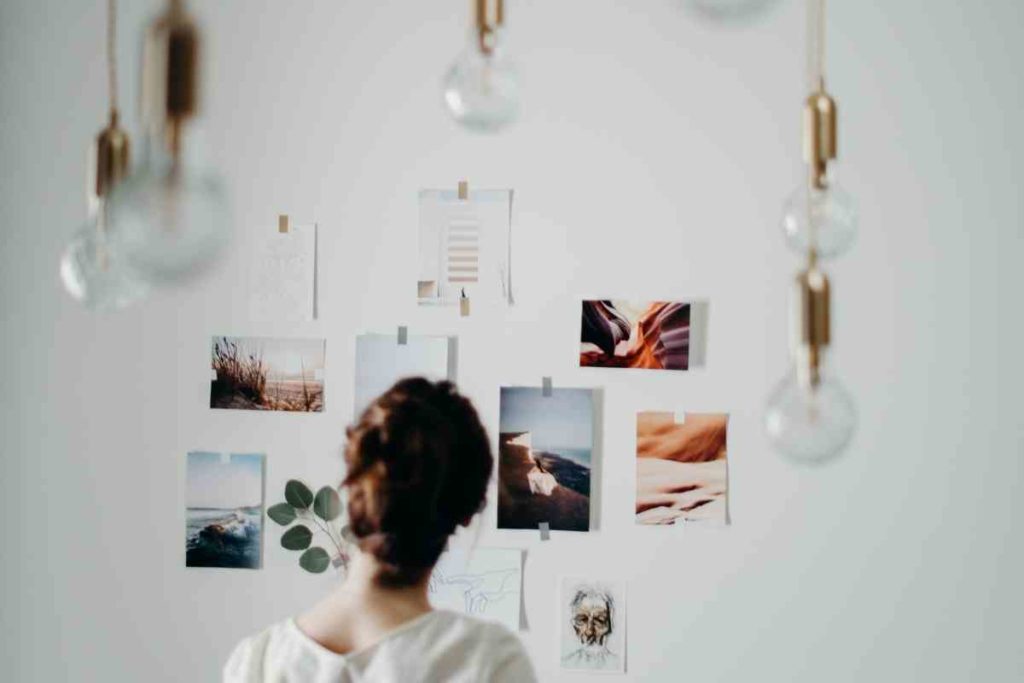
[417,189,512,306]
[353,333,451,417]
[429,548,522,632]
[249,224,316,321]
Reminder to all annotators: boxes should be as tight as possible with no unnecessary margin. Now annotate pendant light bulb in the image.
[442,0,519,133]
[780,89,858,258]
[59,114,151,311]
[112,0,229,283]
[59,0,150,311]
[764,268,856,464]
[764,365,856,465]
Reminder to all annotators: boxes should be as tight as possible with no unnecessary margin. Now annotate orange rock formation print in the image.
[580,300,690,370]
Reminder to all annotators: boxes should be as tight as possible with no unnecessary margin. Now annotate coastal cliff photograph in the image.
[498,387,594,532]
[580,300,690,371]
[185,452,265,569]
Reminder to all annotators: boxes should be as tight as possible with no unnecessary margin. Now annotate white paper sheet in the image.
[249,224,317,321]
[353,333,452,417]
[417,189,512,307]
[429,548,523,632]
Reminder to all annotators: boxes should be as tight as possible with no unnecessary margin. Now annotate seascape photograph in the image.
[580,300,691,371]
[185,452,265,569]
[210,336,325,412]
[498,387,594,532]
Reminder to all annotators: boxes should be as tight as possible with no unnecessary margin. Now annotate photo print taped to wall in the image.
[497,386,595,532]
[353,333,453,417]
[417,187,512,307]
[635,412,729,526]
[560,577,627,673]
[210,336,326,413]
[580,300,709,371]
[185,452,265,570]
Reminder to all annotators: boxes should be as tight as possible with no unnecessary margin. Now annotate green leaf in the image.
[313,486,341,522]
[267,502,296,526]
[284,480,313,509]
[299,547,330,573]
[280,524,313,551]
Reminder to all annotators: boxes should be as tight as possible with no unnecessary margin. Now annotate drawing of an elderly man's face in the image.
[570,588,613,646]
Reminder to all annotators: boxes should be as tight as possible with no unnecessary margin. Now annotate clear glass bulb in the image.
[781,179,858,259]
[443,28,519,133]
[59,199,150,311]
[109,131,229,283]
[765,361,857,465]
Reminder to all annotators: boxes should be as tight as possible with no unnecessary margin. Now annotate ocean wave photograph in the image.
[185,452,265,569]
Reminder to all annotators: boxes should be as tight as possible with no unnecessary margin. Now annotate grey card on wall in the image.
[185,452,265,570]
[353,333,453,417]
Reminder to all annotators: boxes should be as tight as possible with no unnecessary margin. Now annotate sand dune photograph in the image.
[580,300,690,371]
[210,336,325,412]
[635,412,728,525]
[497,387,594,532]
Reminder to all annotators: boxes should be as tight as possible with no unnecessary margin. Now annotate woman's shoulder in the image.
[413,611,536,681]
[423,609,518,640]
[222,619,315,682]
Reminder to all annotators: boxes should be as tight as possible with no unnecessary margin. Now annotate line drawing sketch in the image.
[428,549,522,631]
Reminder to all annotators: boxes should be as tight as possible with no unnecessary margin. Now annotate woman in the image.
[224,378,537,682]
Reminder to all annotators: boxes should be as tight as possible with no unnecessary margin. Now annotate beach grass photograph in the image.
[635,412,728,525]
[210,336,325,412]
[498,387,594,532]
[185,452,265,569]
[580,300,690,371]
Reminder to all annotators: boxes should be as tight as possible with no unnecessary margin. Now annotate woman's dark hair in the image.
[343,378,493,587]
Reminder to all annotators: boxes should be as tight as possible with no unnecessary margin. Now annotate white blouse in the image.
[223,610,537,683]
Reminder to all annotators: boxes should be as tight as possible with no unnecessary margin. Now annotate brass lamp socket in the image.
[803,89,837,190]
[474,0,504,55]
[94,112,131,198]
[792,266,831,389]
[141,0,199,156]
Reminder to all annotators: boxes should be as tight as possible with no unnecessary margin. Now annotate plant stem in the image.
[302,510,345,559]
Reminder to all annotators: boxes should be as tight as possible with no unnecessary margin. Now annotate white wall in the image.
[2,0,1022,681]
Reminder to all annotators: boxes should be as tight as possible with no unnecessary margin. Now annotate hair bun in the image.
[343,378,493,586]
